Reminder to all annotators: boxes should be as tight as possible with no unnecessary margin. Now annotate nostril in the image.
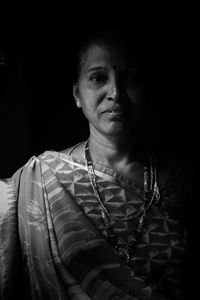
[107,75,124,101]
[107,86,121,102]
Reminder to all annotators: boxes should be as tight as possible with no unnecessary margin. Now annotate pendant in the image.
[116,245,130,263]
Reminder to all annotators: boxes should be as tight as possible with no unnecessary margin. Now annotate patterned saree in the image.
[0,144,188,299]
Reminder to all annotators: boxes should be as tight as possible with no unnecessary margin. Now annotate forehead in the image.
[80,43,136,71]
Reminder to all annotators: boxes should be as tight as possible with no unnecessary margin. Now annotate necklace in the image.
[84,139,160,263]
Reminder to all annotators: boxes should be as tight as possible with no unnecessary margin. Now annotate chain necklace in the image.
[84,139,160,263]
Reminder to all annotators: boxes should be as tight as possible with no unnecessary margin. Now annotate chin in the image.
[103,124,127,136]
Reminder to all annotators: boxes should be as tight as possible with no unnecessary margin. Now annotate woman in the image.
[0,28,190,299]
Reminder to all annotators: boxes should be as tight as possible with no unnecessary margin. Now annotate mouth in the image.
[102,108,126,119]
[103,107,125,114]
[105,110,123,115]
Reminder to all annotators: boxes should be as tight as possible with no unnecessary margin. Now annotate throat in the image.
[88,136,129,165]
[88,136,143,182]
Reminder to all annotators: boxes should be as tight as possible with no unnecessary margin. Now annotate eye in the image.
[89,73,108,85]
[124,72,144,87]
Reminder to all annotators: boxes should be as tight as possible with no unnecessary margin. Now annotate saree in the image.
[0,143,188,299]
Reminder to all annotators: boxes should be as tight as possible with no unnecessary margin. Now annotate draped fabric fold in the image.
[0,149,188,299]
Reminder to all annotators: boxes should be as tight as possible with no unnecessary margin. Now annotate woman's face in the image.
[74,42,145,138]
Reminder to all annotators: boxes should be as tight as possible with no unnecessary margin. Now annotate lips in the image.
[103,106,125,113]
[101,107,126,119]
[105,110,124,116]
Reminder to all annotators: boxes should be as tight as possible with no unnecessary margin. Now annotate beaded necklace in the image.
[84,139,160,263]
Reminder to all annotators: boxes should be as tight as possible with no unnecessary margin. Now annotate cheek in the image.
[79,87,104,110]
[78,89,98,119]
[127,87,145,107]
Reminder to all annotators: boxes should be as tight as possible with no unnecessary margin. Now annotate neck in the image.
[88,130,141,168]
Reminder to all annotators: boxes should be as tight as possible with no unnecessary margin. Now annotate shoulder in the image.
[1,141,86,192]
[59,140,86,162]
[153,147,194,187]
[0,178,16,219]
[18,140,86,176]
[153,147,196,222]
[155,148,195,201]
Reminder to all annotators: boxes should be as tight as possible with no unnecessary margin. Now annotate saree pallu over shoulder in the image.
[0,176,22,300]
[0,156,88,300]
[0,154,151,299]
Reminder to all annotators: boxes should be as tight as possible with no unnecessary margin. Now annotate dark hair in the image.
[73,26,147,83]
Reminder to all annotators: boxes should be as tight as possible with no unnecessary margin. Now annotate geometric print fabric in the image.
[43,150,188,298]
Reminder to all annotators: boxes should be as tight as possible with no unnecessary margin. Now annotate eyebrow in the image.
[86,65,141,74]
[86,66,107,73]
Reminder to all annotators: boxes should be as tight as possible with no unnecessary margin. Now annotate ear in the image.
[73,84,81,108]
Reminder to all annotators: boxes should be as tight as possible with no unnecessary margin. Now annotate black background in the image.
[0,6,198,177]
[0,4,198,298]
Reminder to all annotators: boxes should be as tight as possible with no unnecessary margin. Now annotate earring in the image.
[75,97,81,108]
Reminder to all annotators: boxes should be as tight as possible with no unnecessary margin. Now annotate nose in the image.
[107,75,122,102]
